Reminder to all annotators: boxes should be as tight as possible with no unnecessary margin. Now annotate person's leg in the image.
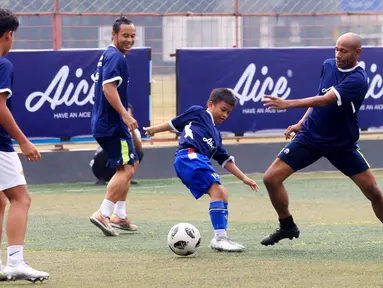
[174,150,243,252]
[90,137,135,236]
[263,158,295,219]
[110,160,139,231]
[91,164,134,235]
[207,182,229,239]
[2,185,49,281]
[261,140,321,246]
[207,182,244,252]
[327,145,383,223]
[351,169,383,222]
[0,192,6,280]
[0,192,6,270]
[0,151,49,281]
[3,185,30,264]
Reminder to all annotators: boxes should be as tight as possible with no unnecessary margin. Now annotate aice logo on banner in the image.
[232,63,292,114]
[233,63,292,105]
[358,61,383,111]
[359,61,383,99]
[25,65,94,119]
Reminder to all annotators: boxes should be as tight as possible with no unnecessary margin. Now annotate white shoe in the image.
[210,236,244,252]
[3,261,49,282]
[230,239,245,249]
[0,264,6,281]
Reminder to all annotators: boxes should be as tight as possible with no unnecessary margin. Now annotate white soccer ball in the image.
[167,223,201,256]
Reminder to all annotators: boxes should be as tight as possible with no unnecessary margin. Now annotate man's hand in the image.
[122,111,138,132]
[262,95,290,110]
[284,123,302,140]
[19,141,41,161]
[242,176,259,192]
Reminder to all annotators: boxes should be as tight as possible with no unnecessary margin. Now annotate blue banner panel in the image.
[6,48,151,138]
[177,48,383,133]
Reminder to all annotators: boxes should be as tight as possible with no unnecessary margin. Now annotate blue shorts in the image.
[278,135,370,177]
[95,136,136,168]
[174,148,221,199]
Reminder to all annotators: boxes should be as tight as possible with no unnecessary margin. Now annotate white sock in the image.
[7,245,23,266]
[114,201,127,219]
[99,199,115,218]
[214,229,227,238]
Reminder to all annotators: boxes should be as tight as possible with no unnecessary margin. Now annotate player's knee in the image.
[23,193,31,209]
[123,165,135,180]
[0,194,6,211]
[221,186,229,202]
[208,183,228,202]
[263,170,278,189]
[6,187,31,209]
[14,192,31,209]
[365,183,383,203]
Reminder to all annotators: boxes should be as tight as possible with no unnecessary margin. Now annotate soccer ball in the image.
[167,223,201,256]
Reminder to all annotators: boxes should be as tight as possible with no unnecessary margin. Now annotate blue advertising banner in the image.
[6,48,151,138]
[176,47,383,134]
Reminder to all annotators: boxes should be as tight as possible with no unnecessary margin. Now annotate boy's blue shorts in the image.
[174,148,221,199]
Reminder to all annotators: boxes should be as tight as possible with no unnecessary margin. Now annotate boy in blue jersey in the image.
[90,17,138,236]
[260,32,383,246]
[0,9,49,281]
[144,88,259,252]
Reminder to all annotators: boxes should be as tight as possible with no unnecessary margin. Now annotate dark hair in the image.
[0,9,19,38]
[208,88,238,106]
[113,16,133,33]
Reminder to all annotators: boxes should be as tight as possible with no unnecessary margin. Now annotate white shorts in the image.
[0,151,27,191]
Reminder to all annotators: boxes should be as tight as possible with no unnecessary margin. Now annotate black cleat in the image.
[261,225,300,246]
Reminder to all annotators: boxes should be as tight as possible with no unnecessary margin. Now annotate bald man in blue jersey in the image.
[261,33,383,246]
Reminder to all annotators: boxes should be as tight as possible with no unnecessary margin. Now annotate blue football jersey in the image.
[91,45,131,139]
[0,57,14,152]
[170,105,234,167]
[300,59,368,147]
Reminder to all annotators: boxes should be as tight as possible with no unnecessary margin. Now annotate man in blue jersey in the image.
[90,17,138,236]
[144,88,259,252]
[0,9,49,281]
[260,32,383,246]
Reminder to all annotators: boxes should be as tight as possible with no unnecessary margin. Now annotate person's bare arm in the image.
[224,161,259,191]
[283,108,312,140]
[262,90,337,110]
[103,82,127,116]
[103,82,138,131]
[298,108,312,125]
[0,93,40,161]
[143,122,172,136]
[0,93,28,145]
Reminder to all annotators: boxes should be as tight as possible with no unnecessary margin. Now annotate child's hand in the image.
[143,126,155,136]
[243,176,259,192]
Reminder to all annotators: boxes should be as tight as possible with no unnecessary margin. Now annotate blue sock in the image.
[209,201,226,231]
[224,202,228,230]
